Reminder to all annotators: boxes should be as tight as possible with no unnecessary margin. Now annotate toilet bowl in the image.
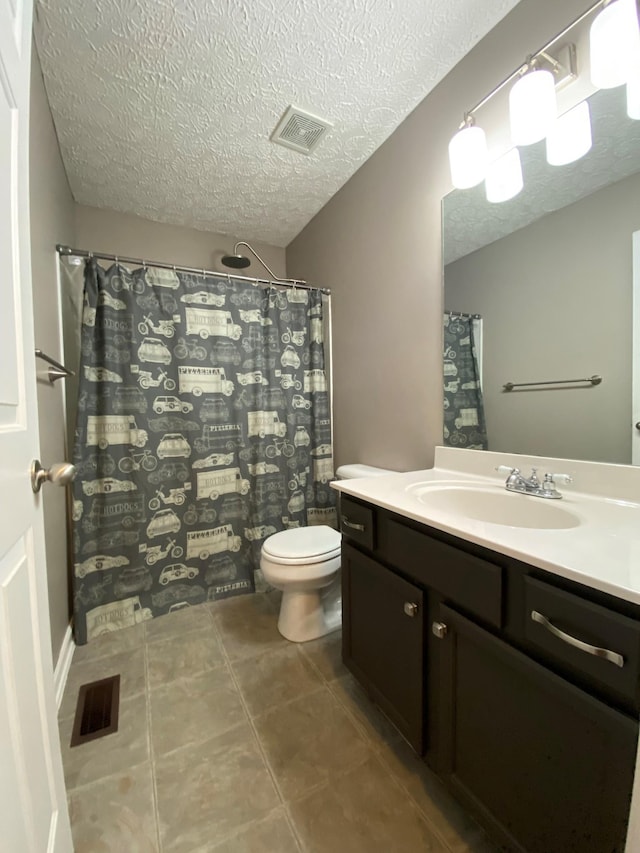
[260,463,393,643]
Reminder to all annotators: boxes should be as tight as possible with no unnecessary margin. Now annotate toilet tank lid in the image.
[336,464,395,479]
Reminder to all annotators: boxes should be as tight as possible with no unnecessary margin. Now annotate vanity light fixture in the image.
[447,0,640,202]
[509,63,558,146]
[485,149,523,203]
[448,117,488,189]
[589,0,640,89]
[546,100,593,165]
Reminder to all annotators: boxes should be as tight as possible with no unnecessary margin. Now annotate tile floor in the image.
[59,593,497,852]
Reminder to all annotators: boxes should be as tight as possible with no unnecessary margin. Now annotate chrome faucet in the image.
[496,466,572,500]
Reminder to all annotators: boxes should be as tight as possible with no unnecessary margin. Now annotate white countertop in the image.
[331,447,640,606]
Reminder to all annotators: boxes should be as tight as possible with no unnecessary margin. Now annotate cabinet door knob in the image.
[404,602,419,618]
[432,621,448,639]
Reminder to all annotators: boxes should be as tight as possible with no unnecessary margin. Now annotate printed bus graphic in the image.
[185,307,242,340]
[85,493,146,529]
[307,507,338,526]
[303,370,327,393]
[178,365,234,397]
[87,414,148,449]
[186,525,242,560]
[247,410,287,438]
[194,423,243,453]
[196,468,250,501]
[86,596,152,640]
[313,457,334,484]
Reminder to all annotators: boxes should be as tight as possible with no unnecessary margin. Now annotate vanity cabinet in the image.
[342,543,425,752]
[437,603,636,853]
[339,494,639,853]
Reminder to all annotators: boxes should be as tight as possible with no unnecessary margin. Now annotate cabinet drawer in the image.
[524,576,640,709]
[339,495,375,550]
[386,519,502,627]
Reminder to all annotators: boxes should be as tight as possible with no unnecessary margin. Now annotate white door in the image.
[633,231,640,465]
[0,0,73,850]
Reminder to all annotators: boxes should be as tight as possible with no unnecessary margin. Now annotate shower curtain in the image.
[443,313,487,450]
[71,259,335,643]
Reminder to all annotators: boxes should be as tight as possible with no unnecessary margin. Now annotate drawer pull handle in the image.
[404,602,419,618]
[531,610,625,668]
[342,517,366,532]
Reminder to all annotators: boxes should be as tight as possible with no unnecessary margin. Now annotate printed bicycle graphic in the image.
[118,449,158,473]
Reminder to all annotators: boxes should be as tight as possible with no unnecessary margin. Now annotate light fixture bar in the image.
[462,0,606,122]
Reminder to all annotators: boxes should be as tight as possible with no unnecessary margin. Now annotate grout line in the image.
[212,617,307,853]
[325,679,459,853]
[143,624,163,853]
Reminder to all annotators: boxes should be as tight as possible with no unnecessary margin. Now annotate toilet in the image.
[260,464,394,642]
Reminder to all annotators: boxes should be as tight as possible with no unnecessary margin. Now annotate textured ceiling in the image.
[35,0,520,248]
[443,86,640,265]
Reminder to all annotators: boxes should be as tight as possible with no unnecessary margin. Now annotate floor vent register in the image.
[70,674,120,747]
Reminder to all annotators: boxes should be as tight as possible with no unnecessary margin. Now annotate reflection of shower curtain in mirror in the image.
[443,314,487,449]
[70,259,335,644]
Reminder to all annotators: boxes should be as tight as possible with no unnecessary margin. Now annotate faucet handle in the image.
[496,465,519,475]
[549,472,573,484]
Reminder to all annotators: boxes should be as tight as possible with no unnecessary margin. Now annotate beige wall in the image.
[286,0,589,473]
[445,172,640,465]
[29,46,76,665]
[74,205,286,279]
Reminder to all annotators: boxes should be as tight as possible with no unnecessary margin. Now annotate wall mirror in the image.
[443,83,640,465]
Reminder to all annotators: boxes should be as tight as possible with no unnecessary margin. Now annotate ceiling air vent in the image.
[270,105,333,155]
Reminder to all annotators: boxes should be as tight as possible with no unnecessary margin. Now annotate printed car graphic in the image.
[98,291,127,311]
[138,338,172,364]
[157,433,191,459]
[159,563,199,585]
[192,453,235,469]
[152,583,206,608]
[152,396,193,414]
[75,554,129,578]
[180,291,226,306]
[146,509,181,538]
[82,477,137,496]
[148,416,201,433]
[84,366,123,383]
[148,462,190,485]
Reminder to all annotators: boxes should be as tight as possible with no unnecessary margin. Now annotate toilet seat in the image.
[262,526,341,565]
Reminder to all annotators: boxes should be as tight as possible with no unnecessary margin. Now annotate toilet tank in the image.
[335,464,395,479]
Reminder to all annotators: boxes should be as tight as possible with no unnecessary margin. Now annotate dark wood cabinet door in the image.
[342,543,424,752]
[436,604,637,853]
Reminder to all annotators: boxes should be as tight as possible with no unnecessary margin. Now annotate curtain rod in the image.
[445,310,482,320]
[55,244,330,295]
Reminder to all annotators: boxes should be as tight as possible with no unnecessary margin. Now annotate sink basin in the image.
[406,484,581,529]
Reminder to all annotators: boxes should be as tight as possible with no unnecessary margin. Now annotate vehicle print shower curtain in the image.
[443,313,488,450]
[71,258,335,644]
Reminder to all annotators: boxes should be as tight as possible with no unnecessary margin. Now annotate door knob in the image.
[404,602,419,618]
[31,460,76,493]
[636,422,640,431]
